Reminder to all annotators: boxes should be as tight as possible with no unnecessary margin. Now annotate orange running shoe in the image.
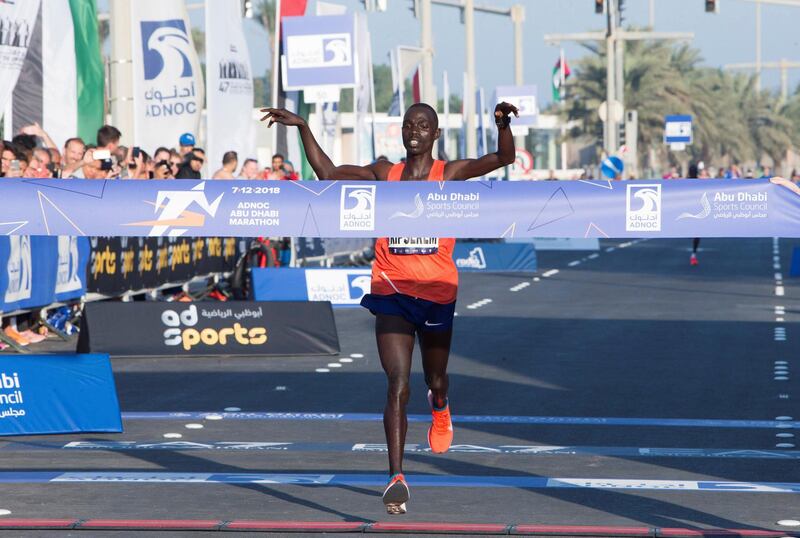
[382,473,409,515]
[690,253,699,266]
[3,327,30,347]
[427,390,453,453]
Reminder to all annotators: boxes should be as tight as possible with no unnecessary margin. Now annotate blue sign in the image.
[0,236,89,312]
[0,354,122,436]
[494,85,538,126]
[253,268,372,306]
[601,156,624,179]
[664,115,693,144]
[282,15,356,90]
[453,242,537,272]
[1,179,800,239]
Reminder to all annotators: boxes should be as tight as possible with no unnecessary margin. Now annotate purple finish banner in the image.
[1,178,799,238]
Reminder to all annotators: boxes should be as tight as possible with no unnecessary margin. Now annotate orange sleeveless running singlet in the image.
[370,160,458,304]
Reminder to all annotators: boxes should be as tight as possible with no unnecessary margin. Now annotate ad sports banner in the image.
[78,301,340,357]
[1,179,800,238]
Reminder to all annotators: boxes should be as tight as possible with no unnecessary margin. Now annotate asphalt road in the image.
[0,237,798,536]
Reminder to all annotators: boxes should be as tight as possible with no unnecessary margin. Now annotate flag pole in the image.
[560,47,567,171]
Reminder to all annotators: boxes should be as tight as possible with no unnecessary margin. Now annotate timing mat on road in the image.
[2,472,799,493]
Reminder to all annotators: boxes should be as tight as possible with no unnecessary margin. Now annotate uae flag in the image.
[551,55,571,103]
[11,0,104,148]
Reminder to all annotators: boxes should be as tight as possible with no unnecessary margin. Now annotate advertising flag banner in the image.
[281,14,356,90]
[12,0,78,149]
[69,0,105,143]
[131,0,204,152]
[206,0,255,175]
[0,0,41,120]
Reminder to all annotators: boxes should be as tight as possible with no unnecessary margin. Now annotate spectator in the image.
[179,133,195,157]
[62,137,86,177]
[27,148,52,178]
[19,122,58,153]
[176,148,205,179]
[169,150,183,177]
[125,147,150,180]
[212,151,238,179]
[760,165,772,179]
[282,160,299,180]
[1,143,29,178]
[153,160,174,179]
[153,147,171,164]
[96,125,122,154]
[69,146,120,180]
[791,169,800,182]
[264,153,285,179]
[662,166,680,179]
[238,158,259,179]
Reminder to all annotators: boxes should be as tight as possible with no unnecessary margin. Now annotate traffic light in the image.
[705,0,719,13]
[595,0,605,14]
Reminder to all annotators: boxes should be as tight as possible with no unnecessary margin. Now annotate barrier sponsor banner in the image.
[2,179,800,238]
[86,236,244,295]
[0,354,121,436]
[252,268,371,305]
[453,242,537,272]
[78,301,339,357]
[0,236,89,312]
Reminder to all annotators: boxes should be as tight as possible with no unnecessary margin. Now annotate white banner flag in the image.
[0,0,41,122]
[206,0,255,174]
[131,0,203,153]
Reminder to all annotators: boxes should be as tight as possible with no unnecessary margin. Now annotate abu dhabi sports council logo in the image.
[287,33,352,69]
[626,184,662,232]
[141,20,193,81]
[456,247,487,269]
[126,182,224,237]
[677,192,712,220]
[348,274,371,300]
[340,185,376,231]
[390,193,425,219]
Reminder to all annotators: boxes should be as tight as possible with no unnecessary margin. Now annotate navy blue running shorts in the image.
[360,293,456,332]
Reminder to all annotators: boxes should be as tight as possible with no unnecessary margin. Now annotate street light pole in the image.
[756,0,762,91]
[420,0,436,105]
[605,0,617,155]
[464,0,477,158]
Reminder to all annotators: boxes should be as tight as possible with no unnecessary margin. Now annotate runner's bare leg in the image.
[376,314,416,475]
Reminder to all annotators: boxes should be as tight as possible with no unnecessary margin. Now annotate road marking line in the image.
[776,286,785,296]
[588,253,600,260]
[542,269,559,277]
[568,261,581,267]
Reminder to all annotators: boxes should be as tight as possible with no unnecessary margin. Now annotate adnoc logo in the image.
[340,185,376,231]
[141,20,193,81]
[626,184,661,232]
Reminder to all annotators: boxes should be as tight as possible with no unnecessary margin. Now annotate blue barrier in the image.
[2,178,799,238]
[0,236,90,313]
[253,268,371,306]
[0,354,122,436]
[453,242,536,272]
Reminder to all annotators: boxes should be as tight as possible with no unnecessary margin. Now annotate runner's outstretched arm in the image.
[443,102,519,181]
[260,108,390,180]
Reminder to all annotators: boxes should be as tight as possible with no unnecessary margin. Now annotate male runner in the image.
[261,101,518,514]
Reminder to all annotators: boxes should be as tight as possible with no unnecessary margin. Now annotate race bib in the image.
[388,237,439,255]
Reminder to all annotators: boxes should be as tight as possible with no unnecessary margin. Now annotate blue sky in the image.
[99,0,800,108]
